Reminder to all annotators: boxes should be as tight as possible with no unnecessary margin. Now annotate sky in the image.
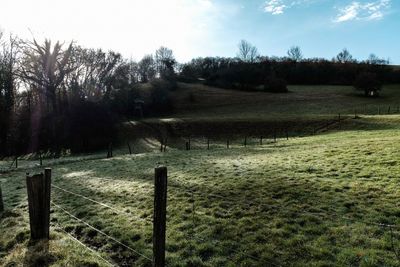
[0,0,399,64]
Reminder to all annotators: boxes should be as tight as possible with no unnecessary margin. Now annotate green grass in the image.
[166,83,400,121]
[3,116,400,266]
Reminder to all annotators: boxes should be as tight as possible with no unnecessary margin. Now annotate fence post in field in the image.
[388,106,391,114]
[286,129,289,140]
[15,156,18,168]
[127,142,132,155]
[153,166,167,267]
[273,130,277,143]
[207,138,210,150]
[163,139,167,152]
[26,168,51,240]
[244,136,247,147]
[0,181,4,212]
[227,139,230,149]
[39,152,43,166]
[107,142,113,158]
[185,141,190,151]
[260,136,263,145]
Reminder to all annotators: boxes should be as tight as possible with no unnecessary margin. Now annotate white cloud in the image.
[264,0,287,15]
[263,0,316,15]
[334,0,391,23]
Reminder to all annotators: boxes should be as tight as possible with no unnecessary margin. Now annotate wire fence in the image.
[50,171,400,266]
[51,201,153,264]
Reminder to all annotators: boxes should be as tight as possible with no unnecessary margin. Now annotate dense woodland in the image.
[1,34,399,157]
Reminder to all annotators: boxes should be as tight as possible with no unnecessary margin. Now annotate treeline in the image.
[0,32,177,157]
[1,34,398,157]
[179,42,400,90]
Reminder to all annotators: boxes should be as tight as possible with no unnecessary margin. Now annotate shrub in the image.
[353,72,382,97]
[264,76,288,93]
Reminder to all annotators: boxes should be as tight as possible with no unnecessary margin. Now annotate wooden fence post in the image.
[227,139,230,149]
[107,143,113,158]
[286,129,289,140]
[207,138,210,150]
[127,142,132,155]
[39,152,43,166]
[153,167,167,267]
[15,156,18,168]
[244,136,247,147]
[0,182,4,212]
[260,136,263,145]
[26,168,51,240]
[388,106,391,114]
[186,141,190,151]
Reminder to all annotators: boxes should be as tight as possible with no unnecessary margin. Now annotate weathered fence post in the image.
[0,182,4,212]
[207,138,210,150]
[15,156,18,168]
[107,143,113,158]
[153,166,167,267]
[26,168,51,240]
[226,139,230,149]
[388,106,391,114]
[127,142,132,155]
[286,129,289,140]
[185,141,190,151]
[260,136,263,145]
[244,136,247,147]
[163,140,167,152]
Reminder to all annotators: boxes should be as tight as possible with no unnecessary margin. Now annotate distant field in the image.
[2,116,400,266]
[166,83,400,121]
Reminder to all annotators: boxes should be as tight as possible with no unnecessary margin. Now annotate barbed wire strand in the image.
[51,201,153,263]
[169,179,400,230]
[51,222,116,267]
[52,184,152,224]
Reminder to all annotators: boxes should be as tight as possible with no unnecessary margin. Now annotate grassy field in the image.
[2,116,400,266]
[167,83,400,120]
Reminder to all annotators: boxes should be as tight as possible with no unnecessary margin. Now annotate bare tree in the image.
[336,48,354,63]
[0,32,19,154]
[287,46,303,62]
[19,39,75,114]
[237,40,259,63]
[155,46,176,79]
[138,54,156,82]
[366,54,389,65]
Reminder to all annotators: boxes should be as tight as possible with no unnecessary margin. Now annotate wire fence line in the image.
[168,178,400,231]
[51,221,116,267]
[51,184,152,224]
[51,201,154,263]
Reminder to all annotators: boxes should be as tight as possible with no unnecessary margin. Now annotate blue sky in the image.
[1,0,398,63]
